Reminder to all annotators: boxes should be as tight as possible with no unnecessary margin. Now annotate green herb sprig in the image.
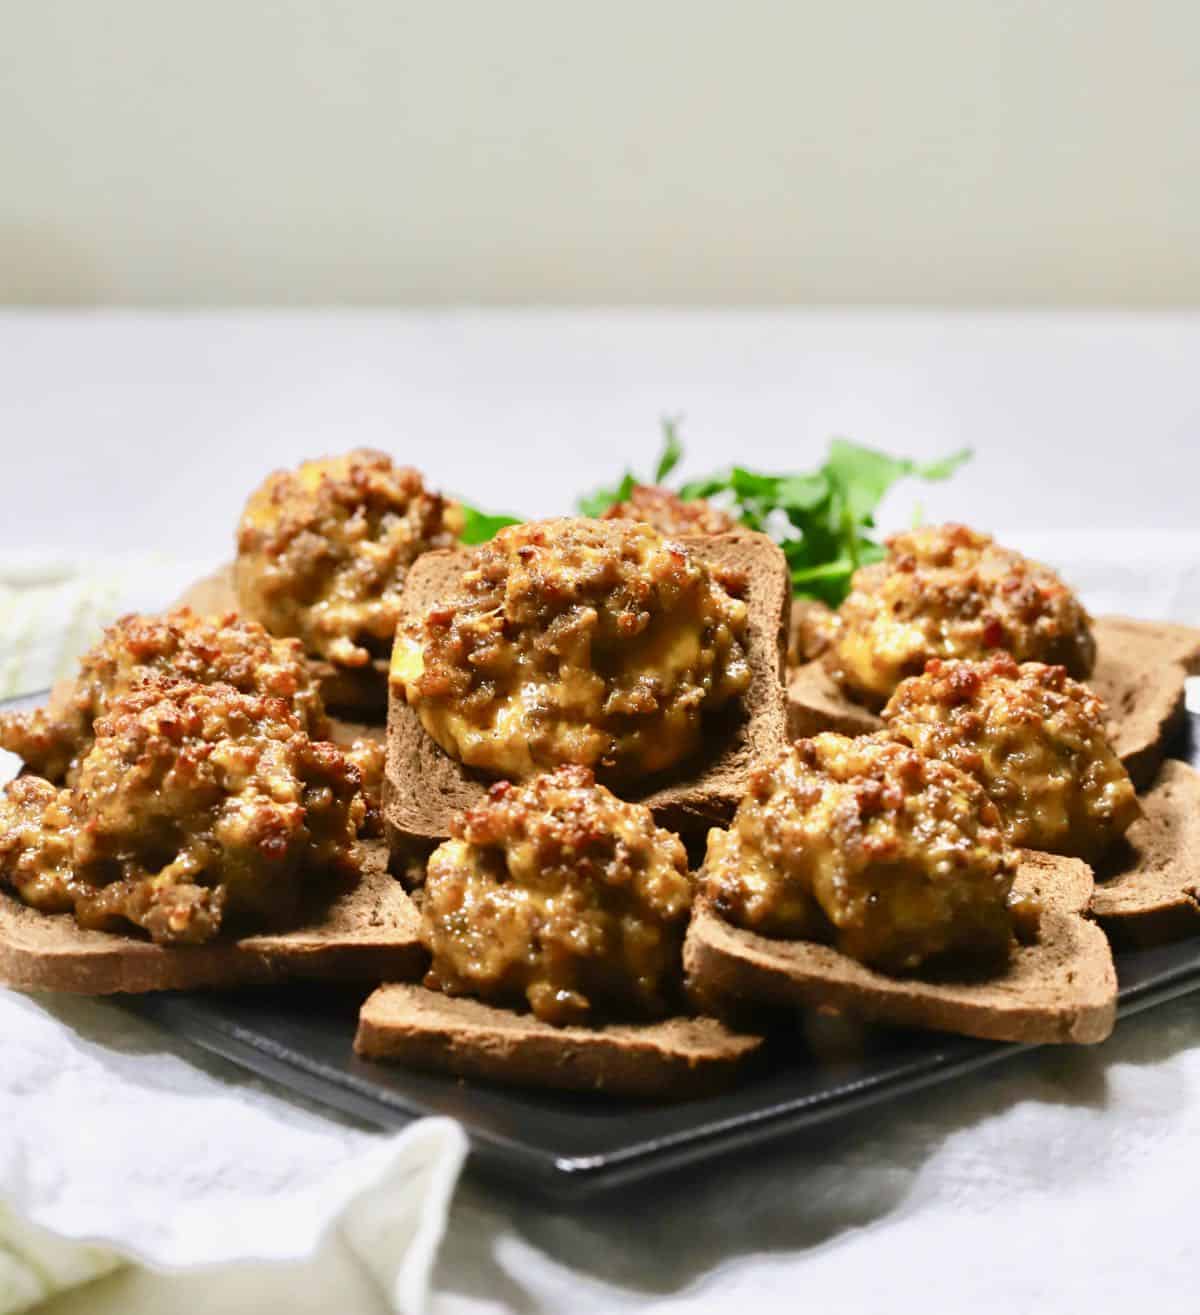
[580,421,971,606]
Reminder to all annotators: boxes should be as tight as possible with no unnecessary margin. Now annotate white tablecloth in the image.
[2,311,1199,1315]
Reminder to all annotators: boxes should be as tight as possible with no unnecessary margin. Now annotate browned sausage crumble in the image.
[0,679,365,945]
[235,449,464,667]
[703,732,1019,974]
[883,654,1139,861]
[392,518,752,782]
[825,524,1096,708]
[602,484,738,536]
[0,607,328,784]
[421,766,694,1025]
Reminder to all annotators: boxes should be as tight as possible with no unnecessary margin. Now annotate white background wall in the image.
[2,1,1198,306]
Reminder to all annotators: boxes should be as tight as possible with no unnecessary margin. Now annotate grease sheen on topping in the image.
[392,518,751,782]
[825,523,1096,708]
[883,654,1139,861]
[0,678,365,944]
[421,765,694,1025]
[235,449,464,667]
[702,732,1018,974]
[0,607,329,785]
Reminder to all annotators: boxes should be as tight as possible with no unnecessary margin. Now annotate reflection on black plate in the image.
[6,694,1200,1201]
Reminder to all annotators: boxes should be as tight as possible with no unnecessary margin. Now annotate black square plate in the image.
[7,694,1200,1202]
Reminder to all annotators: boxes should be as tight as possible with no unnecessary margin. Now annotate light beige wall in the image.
[2,0,1197,306]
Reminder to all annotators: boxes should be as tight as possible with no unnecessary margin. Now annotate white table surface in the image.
[5,309,1200,1315]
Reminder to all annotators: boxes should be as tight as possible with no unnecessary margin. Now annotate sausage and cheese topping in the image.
[0,607,328,784]
[235,449,464,667]
[392,518,751,782]
[602,484,738,536]
[421,766,693,1025]
[883,655,1139,861]
[702,732,1018,974]
[825,523,1096,708]
[0,679,365,945]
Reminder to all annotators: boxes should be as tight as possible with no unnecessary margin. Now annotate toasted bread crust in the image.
[355,983,763,1097]
[684,851,1116,1045]
[1091,759,1200,945]
[0,841,425,994]
[384,532,791,848]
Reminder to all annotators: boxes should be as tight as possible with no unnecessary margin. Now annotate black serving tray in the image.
[7,694,1200,1202]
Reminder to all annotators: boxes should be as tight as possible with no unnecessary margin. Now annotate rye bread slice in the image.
[785,614,1200,791]
[0,840,425,995]
[683,851,1116,1045]
[786,661,882,739]
[1091,759,1200,945]
[383,531,791,848]
[175,564,388,720]
[354,983,763,1098]
[1088,615,1200,790]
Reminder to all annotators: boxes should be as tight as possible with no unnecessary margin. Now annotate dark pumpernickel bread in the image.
[175,564,388,720]
[683,851,1116,1045]
[383,531,791,849]
[354,983,764,1098]
[785,614,1200,790]
[1088,616,1200,790]
[786,661,881,739]
[1091,759,1200,945]
[0,840,425,994]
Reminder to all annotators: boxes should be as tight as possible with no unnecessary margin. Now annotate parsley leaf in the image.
[577,424,971,605]
[458,505,522,545]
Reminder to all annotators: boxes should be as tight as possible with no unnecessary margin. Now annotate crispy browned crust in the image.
[684,852,1116,1045]
[785,615,1200,792]
[383,531,792,848]
[354,983,763,1098]
[1091,759,1200,945]
[0,841,425,995]
[175,564,388,720]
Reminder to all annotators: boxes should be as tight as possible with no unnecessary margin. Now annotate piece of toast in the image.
[1091,759,1200,945]
[1088,616,1200,790]
[786,615,1200,790]
[0,840,425,995]
[175,565,388,720]
[383,532,791,849]
[354,983,764,1098]
[683,851,1116,1045]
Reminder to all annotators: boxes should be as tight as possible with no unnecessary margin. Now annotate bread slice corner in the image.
[354,982,764,1098]
[786,660,882,740]
[384,530,792,850]
[1091,758,1200,945]
[0,840,425,995]
[684,851,1116,1046]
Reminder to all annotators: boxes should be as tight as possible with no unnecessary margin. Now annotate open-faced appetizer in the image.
[356,766,761,1096]
[686,732,1117,1043]
[825,523,1096,709]
[233,449,464,715]
[0,671,420,993]
[384,517,791,849]
[601,483,739,536]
